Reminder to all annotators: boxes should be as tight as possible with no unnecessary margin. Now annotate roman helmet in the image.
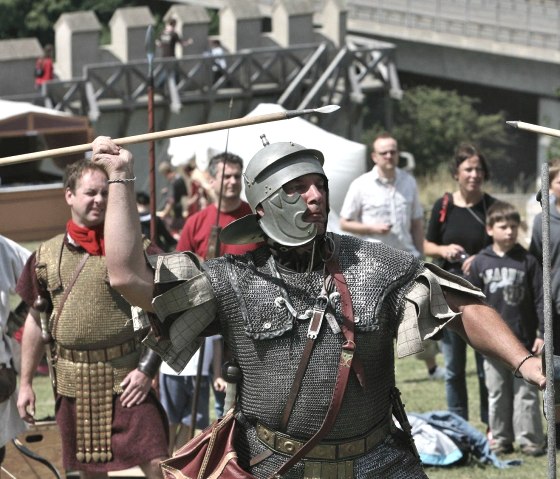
[220,137,327,247]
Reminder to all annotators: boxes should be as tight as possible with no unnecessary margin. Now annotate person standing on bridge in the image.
[156,17,192,88]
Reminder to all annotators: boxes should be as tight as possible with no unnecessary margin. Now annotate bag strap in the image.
[438,192,452,223]
[269,238,358,478]
[51,248,90,338]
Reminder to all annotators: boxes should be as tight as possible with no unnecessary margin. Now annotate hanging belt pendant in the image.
[307,294,328,339]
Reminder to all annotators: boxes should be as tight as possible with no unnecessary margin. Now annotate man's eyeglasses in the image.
[376,150,397,156]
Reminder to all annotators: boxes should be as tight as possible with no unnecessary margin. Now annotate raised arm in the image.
[92,136,155,311]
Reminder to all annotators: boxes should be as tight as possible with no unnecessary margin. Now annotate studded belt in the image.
[256,417,393,461]
[57,338,137,363]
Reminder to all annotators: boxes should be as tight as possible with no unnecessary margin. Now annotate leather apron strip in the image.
[75,361,114,463]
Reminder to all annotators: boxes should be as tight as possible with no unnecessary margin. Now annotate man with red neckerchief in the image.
[16,159,168,479]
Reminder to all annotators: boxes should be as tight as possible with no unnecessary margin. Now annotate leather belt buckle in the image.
[74,350,89,362]
[256,423,275,448]
[276,435,302,455]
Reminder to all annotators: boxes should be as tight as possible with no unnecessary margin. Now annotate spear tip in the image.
[285,104,340,119]
[315,104,340,114]
[506,121,519,128]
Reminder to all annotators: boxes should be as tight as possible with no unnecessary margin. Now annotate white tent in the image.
[168,103,367,224]
[0,99,68,121]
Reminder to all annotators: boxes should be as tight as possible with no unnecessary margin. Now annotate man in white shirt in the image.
[340,133,424,257]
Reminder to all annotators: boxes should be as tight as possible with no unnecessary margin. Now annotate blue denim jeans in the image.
[441,328,488,425]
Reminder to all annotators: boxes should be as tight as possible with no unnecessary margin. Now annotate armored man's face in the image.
[281,173,328,236]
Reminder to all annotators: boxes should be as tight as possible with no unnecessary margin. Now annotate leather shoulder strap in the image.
[270,236,358,478]
[51,251,90,337]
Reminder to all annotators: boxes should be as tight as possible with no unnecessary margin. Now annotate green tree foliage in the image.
[363,86,512,178]
[0,0,168,46]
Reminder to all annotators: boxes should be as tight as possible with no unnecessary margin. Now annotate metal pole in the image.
[508,120,557,477]
[541,163,557,478]
[145,25,157,245]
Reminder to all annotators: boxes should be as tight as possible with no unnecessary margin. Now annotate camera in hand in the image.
[450,252,469,264]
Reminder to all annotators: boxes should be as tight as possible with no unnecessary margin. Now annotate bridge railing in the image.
[37,43,329,119]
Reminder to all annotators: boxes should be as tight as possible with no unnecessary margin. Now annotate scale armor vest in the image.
[36,235,139,396]
[204,234,426,478]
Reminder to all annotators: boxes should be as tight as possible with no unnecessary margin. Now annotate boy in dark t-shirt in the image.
[468,201,545,457]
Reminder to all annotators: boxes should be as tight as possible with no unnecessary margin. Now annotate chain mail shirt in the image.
[136,234,484,478]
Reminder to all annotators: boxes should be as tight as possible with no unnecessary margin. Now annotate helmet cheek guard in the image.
[259,189,317,247]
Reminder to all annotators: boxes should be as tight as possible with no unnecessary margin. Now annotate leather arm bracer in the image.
[137,346,162,378]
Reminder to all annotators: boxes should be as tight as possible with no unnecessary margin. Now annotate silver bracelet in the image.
[107,176,136,184]
[513,353,534,378]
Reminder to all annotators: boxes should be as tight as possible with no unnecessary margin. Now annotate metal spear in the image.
[0,105,340,167]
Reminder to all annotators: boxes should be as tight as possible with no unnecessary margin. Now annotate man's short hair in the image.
[372,132,397,152]
[136,191,150,206]
[373,132,395,143]
[63,159,107,192]
[486,200,520,227]
[207,152,243,178]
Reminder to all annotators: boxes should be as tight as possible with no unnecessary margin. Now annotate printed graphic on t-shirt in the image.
[482,267,525,306]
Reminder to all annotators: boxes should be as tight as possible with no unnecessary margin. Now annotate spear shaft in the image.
[0,106,340,167]
[507,121,560,139]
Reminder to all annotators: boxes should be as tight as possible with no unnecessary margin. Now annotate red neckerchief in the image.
[66,220,105,256]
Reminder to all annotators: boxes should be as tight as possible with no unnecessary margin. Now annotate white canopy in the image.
[168,103,367,220]
[0,99,68,121]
